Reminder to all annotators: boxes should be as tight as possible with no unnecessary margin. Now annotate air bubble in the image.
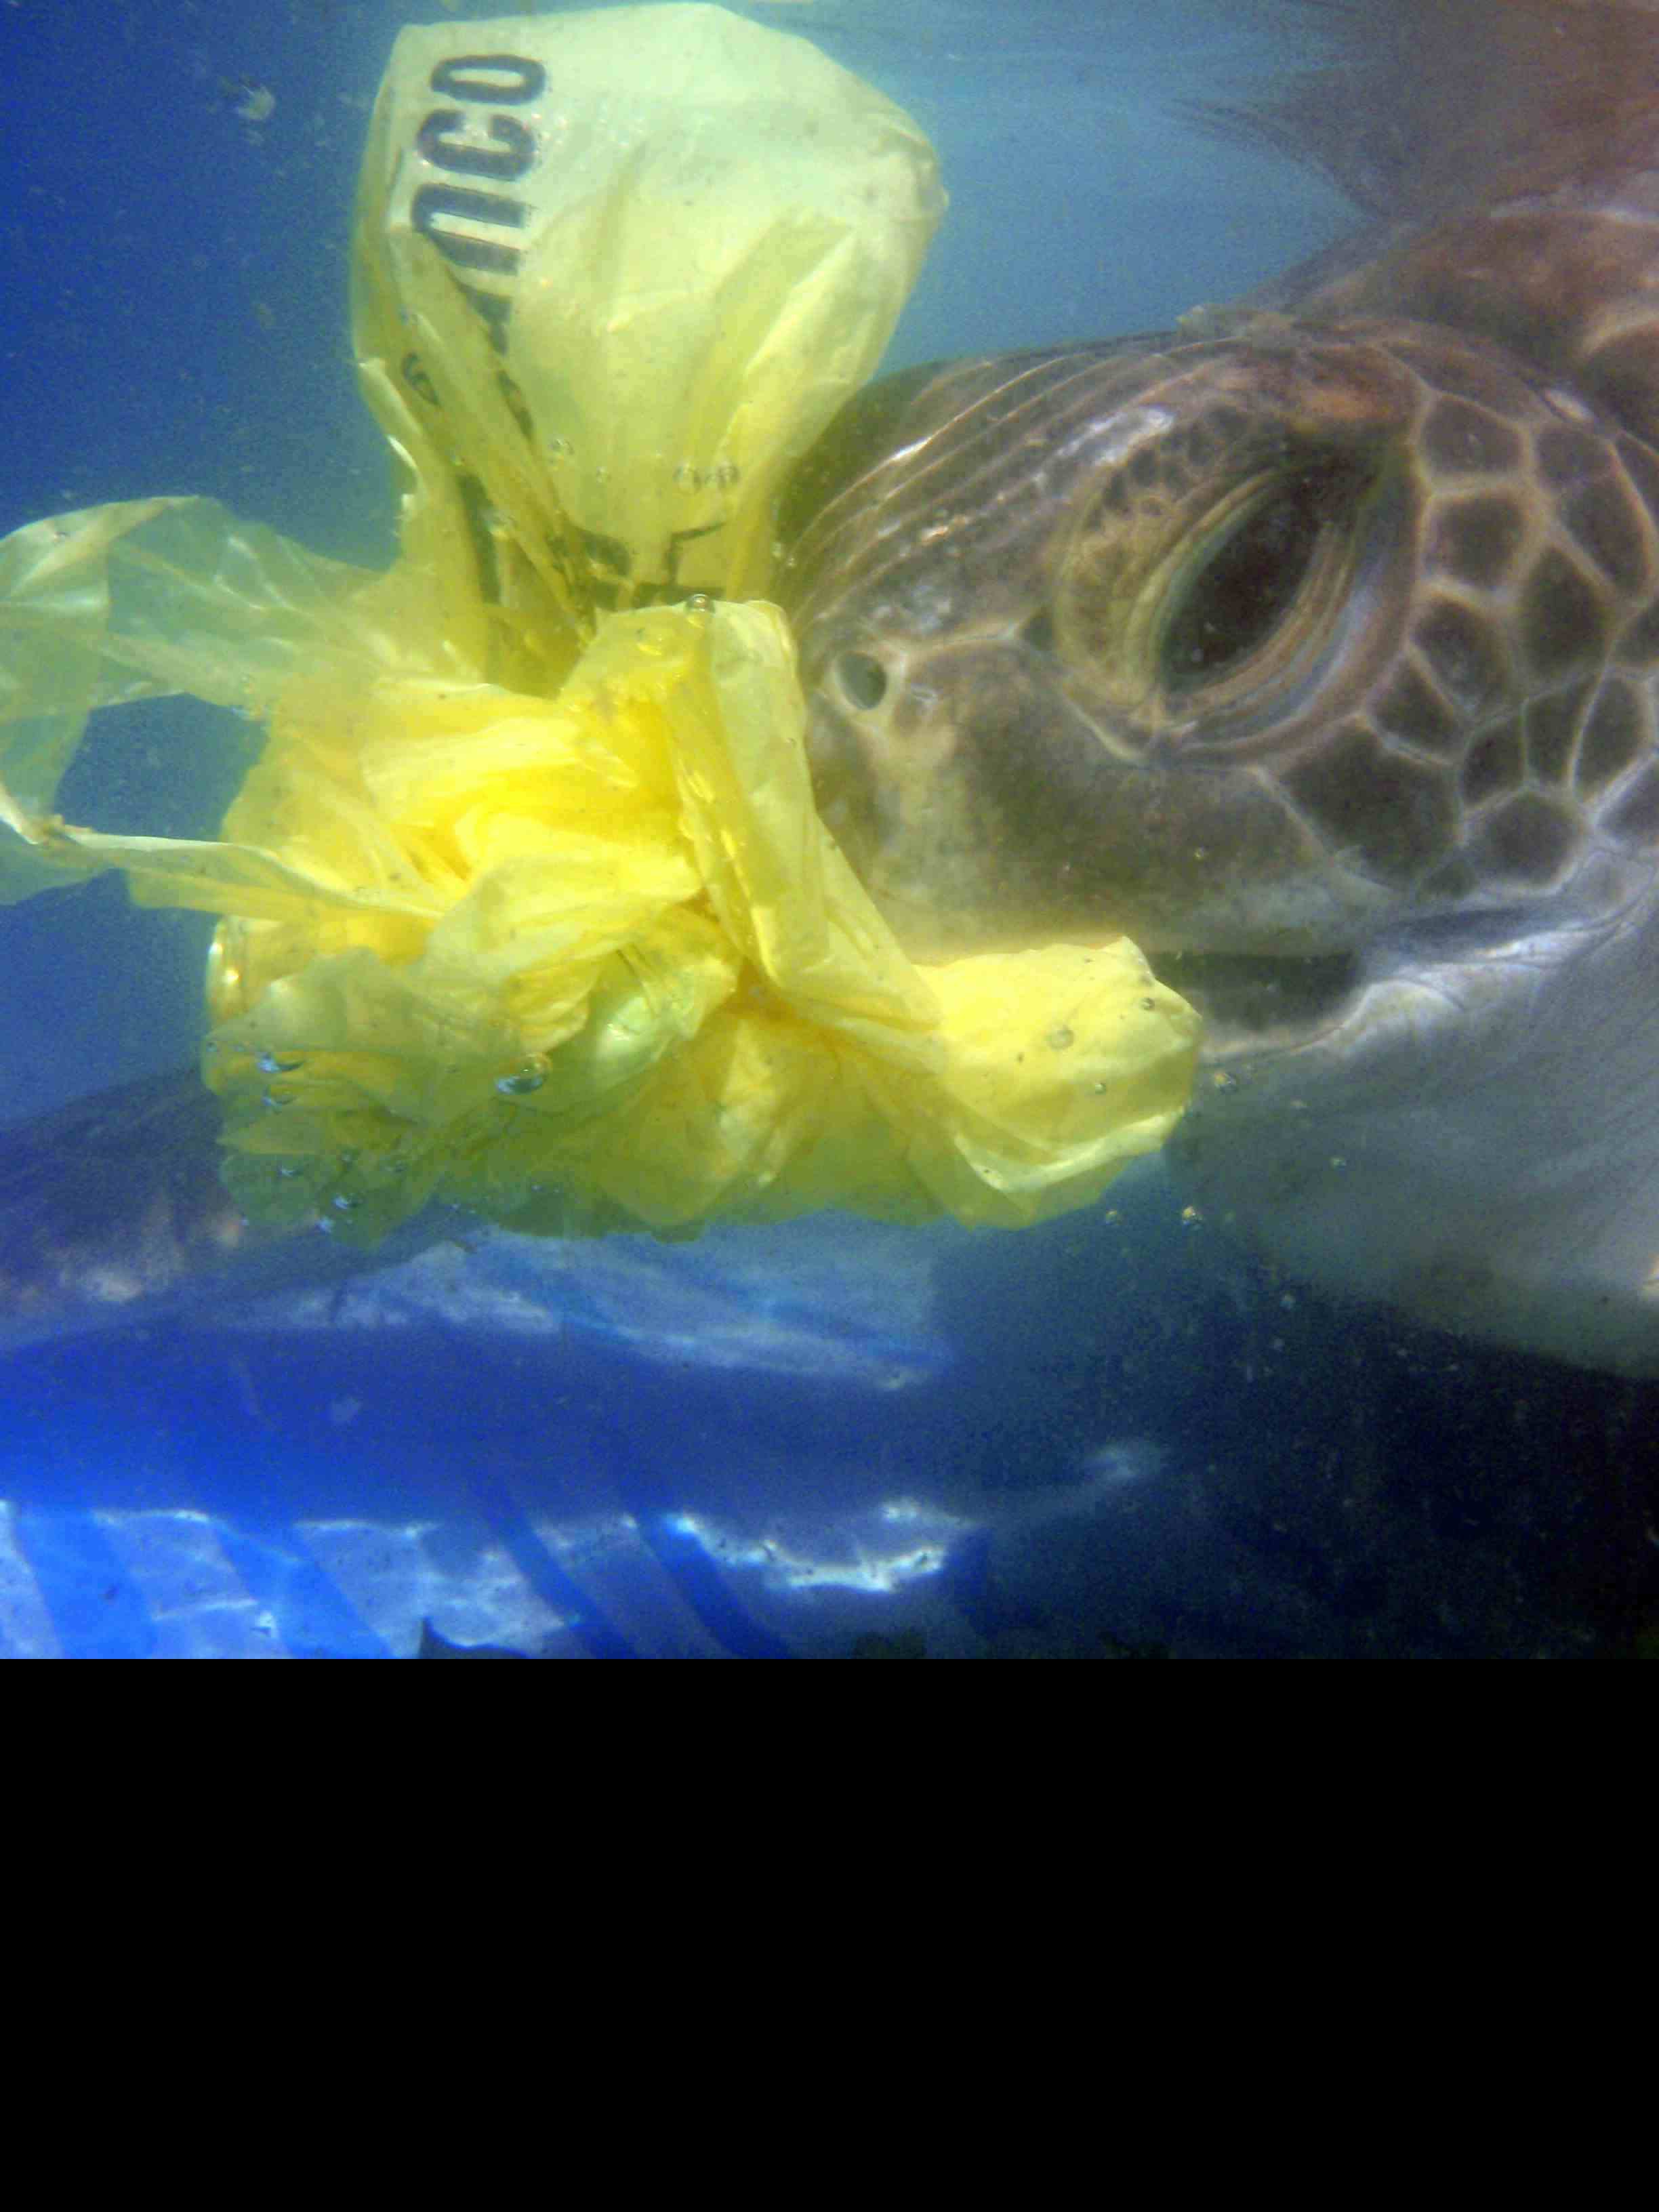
[674,462,703,491]
[495,1059,548,1097]
[256,1050,302,1075]
[684,592,714,615]
[713,460,740,489]
[1047,1025,1074,1051]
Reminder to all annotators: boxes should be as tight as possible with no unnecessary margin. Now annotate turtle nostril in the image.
[834,650,888,712]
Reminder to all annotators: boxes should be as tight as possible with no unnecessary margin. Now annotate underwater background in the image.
[1,0,1654,1656]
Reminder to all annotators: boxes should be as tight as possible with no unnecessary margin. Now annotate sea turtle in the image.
[5,0,1659,1377]
[777,0,1659,1376]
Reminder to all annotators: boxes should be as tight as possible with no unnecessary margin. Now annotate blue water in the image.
[0,1,1652,1656]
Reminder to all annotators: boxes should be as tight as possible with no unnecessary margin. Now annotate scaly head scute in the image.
[782,316,1659,977]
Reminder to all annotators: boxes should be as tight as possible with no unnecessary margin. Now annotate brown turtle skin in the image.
[774,0,1659,1373]
[782,328,1659,960]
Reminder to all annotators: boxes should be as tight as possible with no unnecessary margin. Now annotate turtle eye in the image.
[1158,457,1372,693]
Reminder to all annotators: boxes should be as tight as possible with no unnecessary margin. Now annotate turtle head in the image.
[781,321,1659,1033]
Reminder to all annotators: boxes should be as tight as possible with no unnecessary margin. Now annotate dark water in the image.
[1,0,1654,1656]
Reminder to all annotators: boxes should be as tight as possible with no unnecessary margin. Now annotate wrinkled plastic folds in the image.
[0,5,1197,1240]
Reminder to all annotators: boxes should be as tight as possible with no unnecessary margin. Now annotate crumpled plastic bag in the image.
[0,4,1198,1242]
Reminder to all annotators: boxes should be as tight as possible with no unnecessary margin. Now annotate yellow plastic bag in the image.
[0,5,1198,1242]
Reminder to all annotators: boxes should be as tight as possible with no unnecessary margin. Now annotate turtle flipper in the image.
[0,1070,289,1349]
